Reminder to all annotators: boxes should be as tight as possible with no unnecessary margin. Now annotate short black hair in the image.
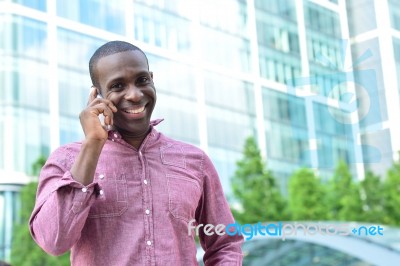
[89,40,149,88]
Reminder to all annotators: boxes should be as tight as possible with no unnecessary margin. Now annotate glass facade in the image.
[57,28,104,145]
[0,186,21,261]
[12,0,46,11]
[305,1,344,99]
[393,38,400,96]
[57,0,125,35]
[255,0,357,183]
[389,0,400,31]
[0,14,50,173]
[256,0,301,85]
[347,0,376,37]
[263,89,309,166]
[0,0,360,195]
[133,2,193,54]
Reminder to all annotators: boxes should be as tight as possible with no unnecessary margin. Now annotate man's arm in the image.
[71,87,117,185]
[29,88,117,255]
[196,153,244,266]
[29,147,101,255]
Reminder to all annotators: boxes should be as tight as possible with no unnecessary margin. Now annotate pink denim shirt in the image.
[29,120,243,265]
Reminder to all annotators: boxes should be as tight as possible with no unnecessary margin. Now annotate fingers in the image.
[88,86,97,105]
[91,102,115,126]
[83,87,118,129]
[88,87,117,112]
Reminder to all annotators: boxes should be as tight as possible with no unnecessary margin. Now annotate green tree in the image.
[30,155,47,176]
[326,160,363,221]
[288,168,328,221]
[11,157,70,266]
[231,137,286,224]
[382,159,400,226]
[360,171,385,223]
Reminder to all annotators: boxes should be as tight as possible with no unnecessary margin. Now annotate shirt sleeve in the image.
[195,152,244,266]
[29,146,101,256]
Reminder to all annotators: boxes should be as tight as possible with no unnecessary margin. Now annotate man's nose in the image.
[124,85,144,102]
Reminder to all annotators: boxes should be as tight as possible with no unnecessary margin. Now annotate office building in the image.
[347,0,400,176]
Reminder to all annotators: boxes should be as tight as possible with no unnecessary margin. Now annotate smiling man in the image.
[29,41,243,265]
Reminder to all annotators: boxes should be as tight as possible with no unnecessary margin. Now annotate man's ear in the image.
[150,71,153,79]
[91,85,102,98]
[94,86,102,97]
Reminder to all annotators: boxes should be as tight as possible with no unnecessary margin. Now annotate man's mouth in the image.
[122,106,146,114]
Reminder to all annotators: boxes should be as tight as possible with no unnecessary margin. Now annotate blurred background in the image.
[1,0,400,265]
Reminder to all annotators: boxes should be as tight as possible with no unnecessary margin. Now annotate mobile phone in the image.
[96,94,107,129]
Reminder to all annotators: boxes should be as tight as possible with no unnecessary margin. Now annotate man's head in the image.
[89,40,149,89]
[89,41,156,141]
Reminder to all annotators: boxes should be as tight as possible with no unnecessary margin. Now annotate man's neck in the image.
[119,127,151,149]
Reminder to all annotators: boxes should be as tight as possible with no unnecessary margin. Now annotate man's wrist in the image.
[83,137,107,148]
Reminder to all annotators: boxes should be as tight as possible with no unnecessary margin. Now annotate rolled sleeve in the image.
[54,171,101,214]
[29,146,101,256]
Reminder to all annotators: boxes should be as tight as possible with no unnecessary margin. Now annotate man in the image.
[29,41,243,265]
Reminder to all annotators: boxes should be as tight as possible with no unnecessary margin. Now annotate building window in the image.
[13,0,46,11]
[0,187,22,261]
[304,1,341,38]
[57,0,125,34]
[133,3,193,54]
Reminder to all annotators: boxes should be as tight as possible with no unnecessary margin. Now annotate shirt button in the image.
[146,241,152,246]
[114,133,118,138]
[144,179,148,185]
[99,190,104,196]
[111,139,114,142]
[145,209,150,215]
[81,187,88,193]
[99,174,105,179]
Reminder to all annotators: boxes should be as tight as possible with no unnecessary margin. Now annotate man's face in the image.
[95,50,156,138]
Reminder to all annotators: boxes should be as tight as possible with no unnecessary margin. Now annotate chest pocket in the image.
[167,174,201,222]
[161,143,202,221]
[88,172,128,218]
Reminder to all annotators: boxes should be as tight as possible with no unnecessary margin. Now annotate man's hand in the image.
[70,87,117,185]
[80,87,117,142]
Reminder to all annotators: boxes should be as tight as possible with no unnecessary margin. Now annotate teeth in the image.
[124,106,145,114]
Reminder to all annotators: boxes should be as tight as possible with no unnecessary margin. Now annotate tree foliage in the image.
[326,160,363,221]
[288,168,328,221]
[360,171,385,223]
[30,155,47,176]
[382,159,400,226]
[231,137,286,224]
[10,157,70,266]
[231,136,400,226]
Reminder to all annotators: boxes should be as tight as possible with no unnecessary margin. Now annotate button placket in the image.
[139,149,153,253]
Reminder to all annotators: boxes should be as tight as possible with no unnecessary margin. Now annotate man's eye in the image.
[111,83,124,89]
[138,77,150,84]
